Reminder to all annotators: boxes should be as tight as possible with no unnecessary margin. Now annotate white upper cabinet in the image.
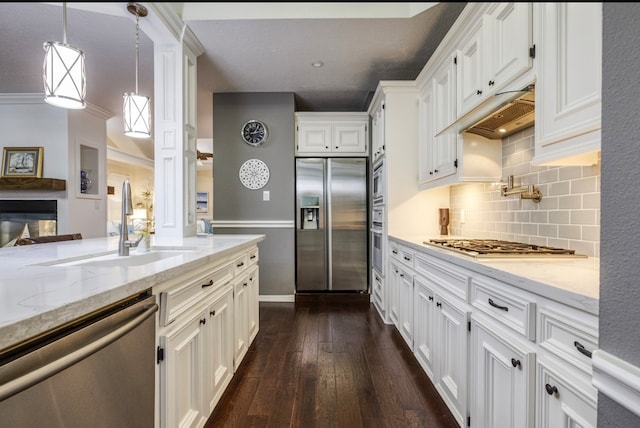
[533,2,602,166]
[419,55,458,185]
[456,3,533,119]
[295,112,368,156]
[371,101,385,163]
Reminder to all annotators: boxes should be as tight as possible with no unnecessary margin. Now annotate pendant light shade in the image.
[123,3,151,139]
[43,3,86,109]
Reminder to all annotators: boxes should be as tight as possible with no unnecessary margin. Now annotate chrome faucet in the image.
[119,179,143,256]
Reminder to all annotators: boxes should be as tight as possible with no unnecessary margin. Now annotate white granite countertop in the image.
[391,235,600,315]
[0,234,265,351]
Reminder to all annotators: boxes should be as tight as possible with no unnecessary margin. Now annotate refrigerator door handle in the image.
[326,159,332,290]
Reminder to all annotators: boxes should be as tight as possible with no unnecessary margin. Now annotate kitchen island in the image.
[0,233,265,351]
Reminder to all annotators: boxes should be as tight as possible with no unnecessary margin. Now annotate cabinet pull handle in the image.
[375,275,380,281]
[237,262,245,267]
[404,256,411,261]
[488,298,509,311]
[574,341,593,358]
[201,279,214,288]
[488,80,495,86]
[428,296,434,301]
[511,358,521,368]
[476,89,483,95]
[545,384,558,396]
[200,318,206,325]
[243,282,248,287]
[210,310,216,317]
[400,274,404,278]
[392,250,398,254]
[436,302,442,308]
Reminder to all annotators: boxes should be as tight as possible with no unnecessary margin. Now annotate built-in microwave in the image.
[372,160,384,205]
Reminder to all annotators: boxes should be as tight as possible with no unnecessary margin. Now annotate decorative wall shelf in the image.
[0,177,66,191]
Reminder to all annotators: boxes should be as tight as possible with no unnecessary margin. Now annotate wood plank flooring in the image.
[205,298,459,428]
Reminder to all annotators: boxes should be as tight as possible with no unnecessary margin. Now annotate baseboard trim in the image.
[259,294,295,302]
[592,349,640,417]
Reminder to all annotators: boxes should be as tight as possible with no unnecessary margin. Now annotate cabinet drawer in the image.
[471,275,536,341]
[159,263,234,326]
[398,246,414,269]
[538,306,598,376]
[232,253,249,276]
[247,247,259,266]
[415,254,470,302]
[389,240,400,259]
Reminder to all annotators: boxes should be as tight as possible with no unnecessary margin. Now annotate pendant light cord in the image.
[62,2,68,44]
[135,12,140,95]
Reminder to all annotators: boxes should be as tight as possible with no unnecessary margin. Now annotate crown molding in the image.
[0,94,114,120]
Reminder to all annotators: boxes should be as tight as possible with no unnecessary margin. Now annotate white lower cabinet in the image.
[536,358,597,428]
[470,315,535,428]
[386,237,598,428]
[156,245,260,428]
[414,272,470,427]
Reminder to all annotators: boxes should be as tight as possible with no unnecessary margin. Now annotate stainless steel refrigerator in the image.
[295,158,368,292]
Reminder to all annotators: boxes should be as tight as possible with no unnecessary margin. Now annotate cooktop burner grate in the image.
[424,239,587,258]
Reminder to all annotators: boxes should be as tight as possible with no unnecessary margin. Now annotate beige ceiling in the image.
[0,2,466,152]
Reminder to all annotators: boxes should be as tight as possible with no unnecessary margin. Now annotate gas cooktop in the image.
[424,239,588,259]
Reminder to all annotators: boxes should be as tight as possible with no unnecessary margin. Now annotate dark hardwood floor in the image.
[204,297,459,428]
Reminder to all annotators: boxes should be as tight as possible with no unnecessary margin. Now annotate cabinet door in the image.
[418,85,434,184]
[160,314,206,428]
[432,57,458,180]
[533,2,602,165]
[372,101,385,161]
[483,3,532,95]
[296,122,332,153]
[398,266,414,349]
[247,266,259,344]
[388,260,400,328]
[456,19,484,118]
[372,268,386,322]
[413,274,437,379]
[470,317,535,428]
[204,287,235,414]
[434,291,471,427]
[333,122,367,153]
[537,360,597,428]
[233,275,249,370]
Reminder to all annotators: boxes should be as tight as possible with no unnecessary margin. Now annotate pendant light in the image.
[123,3,151,139]
[43,2,86,109]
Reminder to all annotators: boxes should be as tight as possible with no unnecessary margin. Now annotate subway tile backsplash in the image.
[449,126,601,257]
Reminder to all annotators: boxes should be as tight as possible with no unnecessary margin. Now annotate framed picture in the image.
[196,192,209,213]
[1,147,44,178]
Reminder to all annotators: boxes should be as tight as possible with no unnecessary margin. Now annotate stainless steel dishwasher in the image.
[0,289,158,428]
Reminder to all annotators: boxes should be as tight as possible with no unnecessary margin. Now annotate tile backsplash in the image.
[449,126,601,257]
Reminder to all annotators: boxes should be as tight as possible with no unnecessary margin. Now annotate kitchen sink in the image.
[35,248,201,268]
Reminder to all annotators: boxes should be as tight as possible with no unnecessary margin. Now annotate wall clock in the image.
[241,119,268,146]
[239,159,270,190]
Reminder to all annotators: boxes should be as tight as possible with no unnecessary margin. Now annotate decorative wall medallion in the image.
[239,159,270,189]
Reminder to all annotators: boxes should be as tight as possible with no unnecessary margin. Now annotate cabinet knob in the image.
[335,146,339,149]
[210,310,216,317]
[511,358,521,368]
[476,89,483,95]
[200,318,206,325]
[545,384,558,396]
[201,279,214,288]
[325,146,329,149]
[400,274,404,278]
[434,169,438,173]
[243,282,248,287]
[429,171,433,175]
[488,80,495,86]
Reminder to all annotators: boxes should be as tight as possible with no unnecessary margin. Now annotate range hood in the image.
[437,85,535,140]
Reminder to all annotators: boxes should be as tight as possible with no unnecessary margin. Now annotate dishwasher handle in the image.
[0,302,158,401]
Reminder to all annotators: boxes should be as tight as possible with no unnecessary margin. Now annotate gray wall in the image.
[212,92,296,296]
[599,3,640,427]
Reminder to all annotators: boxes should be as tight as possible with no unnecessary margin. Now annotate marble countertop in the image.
[0,234,265,351]
[391,235,600,315]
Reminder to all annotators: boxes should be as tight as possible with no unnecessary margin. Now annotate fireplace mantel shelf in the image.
[0,177,66,191]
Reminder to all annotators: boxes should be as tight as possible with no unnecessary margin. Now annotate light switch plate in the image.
[263,190,270,201]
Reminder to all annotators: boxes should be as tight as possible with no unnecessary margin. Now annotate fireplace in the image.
[0,200,57,247]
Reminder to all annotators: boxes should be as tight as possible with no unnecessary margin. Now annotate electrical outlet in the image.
[263,190,270,201]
